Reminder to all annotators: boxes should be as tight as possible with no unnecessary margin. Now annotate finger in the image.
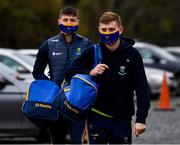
[136,128,145,136]
[102,64,109,69]
[97,66,106,72]
[133,127,137,135]
[96,69,104,74]
[139,128,146,134]
[134,127,139,137]
[93,69,103,75]
[98,64,109,70]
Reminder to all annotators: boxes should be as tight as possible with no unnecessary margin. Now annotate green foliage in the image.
[0,0,62,48]
[0,0,180,48]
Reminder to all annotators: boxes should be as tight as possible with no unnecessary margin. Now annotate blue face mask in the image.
[59,23,79,34]
[99,31,120,44]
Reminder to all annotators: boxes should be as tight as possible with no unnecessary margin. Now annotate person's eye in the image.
[101,28,107,32]
[70,18,76,22]
[109,28,116,32]
[62,18,68,22]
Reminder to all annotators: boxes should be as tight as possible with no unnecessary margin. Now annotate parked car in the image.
[144,67,179,96]
[0,48,49,77]
[18,49,38,57]
[134,42,180,96]
[0,70,49,142]
[0,48,34,73]
[165,47,180,60]
[0,62,33,83]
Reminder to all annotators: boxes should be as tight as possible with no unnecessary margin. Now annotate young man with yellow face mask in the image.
[65,12,150,144]
[32,7,93,144]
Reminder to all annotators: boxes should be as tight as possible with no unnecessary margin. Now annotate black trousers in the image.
[28,116,68,144]
[70,112,132,144]
[48,117,68,144]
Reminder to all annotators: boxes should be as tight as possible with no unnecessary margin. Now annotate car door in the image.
[0,74,22,129]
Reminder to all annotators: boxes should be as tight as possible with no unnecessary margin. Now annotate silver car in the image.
[0,70,48,141]
[0,62,33,83]
[165,47,180,60]
[0,48,49,77]
[18,49,38,57]
[134,42,180,97]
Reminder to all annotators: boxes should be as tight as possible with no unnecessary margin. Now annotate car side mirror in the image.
[153,56,160,63]
[0,76,7,90]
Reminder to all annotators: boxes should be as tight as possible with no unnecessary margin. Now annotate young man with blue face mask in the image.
[32,7,93,144]
[65,12,150,144]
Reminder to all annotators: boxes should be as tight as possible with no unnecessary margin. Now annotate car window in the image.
[150,47,177,61]
[0,55,29,73]
[136,48,154,60]
[169,52,180,58]
[0,62,16,75]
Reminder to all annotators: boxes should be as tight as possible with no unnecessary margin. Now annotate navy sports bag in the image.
[22,79,61,121]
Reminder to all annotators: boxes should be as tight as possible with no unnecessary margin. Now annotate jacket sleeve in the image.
[32,41,50,80]
[65,45,94,83]
[134,51,150,124]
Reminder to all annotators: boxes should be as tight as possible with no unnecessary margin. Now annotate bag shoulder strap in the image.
[94,44,102,67]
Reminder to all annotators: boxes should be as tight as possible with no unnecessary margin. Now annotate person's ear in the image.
[119,25,124,35]
[77,19,80,25]
[58,18,61,25]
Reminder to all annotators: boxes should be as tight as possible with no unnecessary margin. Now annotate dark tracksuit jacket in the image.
[65,37,150,124]
[32,33,92,86]
[32,33,92,143]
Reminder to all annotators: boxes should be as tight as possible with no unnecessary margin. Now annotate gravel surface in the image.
[133,97,180,144]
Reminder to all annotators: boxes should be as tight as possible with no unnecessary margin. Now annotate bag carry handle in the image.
[94,44,102,67]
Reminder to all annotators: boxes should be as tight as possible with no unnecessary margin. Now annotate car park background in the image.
[0,0,180,144]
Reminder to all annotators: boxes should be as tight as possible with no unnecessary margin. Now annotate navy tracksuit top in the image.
[65,37,150,124]
[32,33,92,86]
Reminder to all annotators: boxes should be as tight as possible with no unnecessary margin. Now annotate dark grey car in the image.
[0,70,48,142]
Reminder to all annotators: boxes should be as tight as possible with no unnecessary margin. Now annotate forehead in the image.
[60,14,77,19]
[99,21,118,28]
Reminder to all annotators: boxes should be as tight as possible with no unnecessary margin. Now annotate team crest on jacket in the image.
[118,66,126,75]
[75,47,82,55]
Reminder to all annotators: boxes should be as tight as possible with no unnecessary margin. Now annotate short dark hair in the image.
[59,7,79,18]
[99,12,122,26]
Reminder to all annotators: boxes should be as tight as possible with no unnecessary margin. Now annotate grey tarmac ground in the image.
[0,97,180,144]
[133,97,180,144]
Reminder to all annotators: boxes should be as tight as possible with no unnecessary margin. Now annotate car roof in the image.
[18,49,38,53]
[134,42,161,49]
[134,42,178,61]
[0,48,16,53]
[165,47,180,53]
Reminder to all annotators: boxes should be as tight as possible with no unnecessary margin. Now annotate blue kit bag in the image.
[59,44,102,122]
[22,80,61,121]
[22,44,102,123]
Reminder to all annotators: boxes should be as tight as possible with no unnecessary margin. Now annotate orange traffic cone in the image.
[155,73,174,111]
